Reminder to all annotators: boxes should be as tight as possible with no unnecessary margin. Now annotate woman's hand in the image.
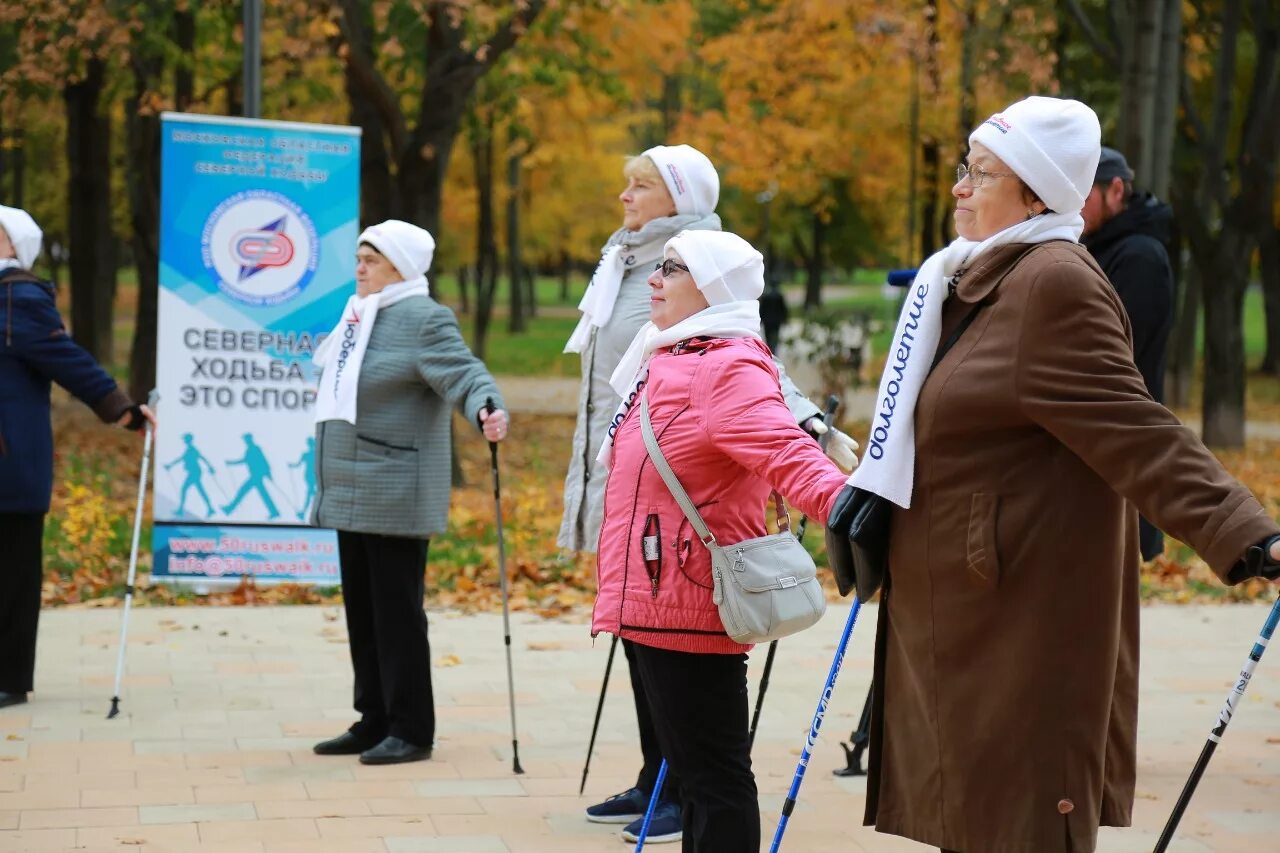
[1240,534,1280,583]
[480,407,509,443]
[116,404,157,432]
[806,419,860,473]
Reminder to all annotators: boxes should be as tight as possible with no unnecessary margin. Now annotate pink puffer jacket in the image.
[590,336,848,654]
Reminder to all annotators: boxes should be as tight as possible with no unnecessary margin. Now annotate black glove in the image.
[121,404,147,432]
[827,483,857,536]
[1236,534,1280,582]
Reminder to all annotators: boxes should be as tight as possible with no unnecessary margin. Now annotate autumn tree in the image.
[2,1,131,363]
[332,0,549,236]
[1175,0,1280,446]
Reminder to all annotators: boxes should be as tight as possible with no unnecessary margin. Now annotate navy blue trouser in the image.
[631,642,757,852]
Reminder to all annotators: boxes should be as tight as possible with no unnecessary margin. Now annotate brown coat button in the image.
[1057,798,1074,814]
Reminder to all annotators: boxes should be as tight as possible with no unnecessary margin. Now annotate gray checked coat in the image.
[557,212,821,553]
[311,295,503,539]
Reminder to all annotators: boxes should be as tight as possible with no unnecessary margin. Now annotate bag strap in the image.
[640,392,718,547]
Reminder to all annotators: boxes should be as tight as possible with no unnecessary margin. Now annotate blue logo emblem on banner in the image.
[201,189,319,306]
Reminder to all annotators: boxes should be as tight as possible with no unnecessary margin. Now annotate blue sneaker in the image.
[585,787,647,824]
[620,801,683,844]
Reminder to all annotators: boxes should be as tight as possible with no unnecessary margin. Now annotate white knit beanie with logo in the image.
[968,96,1101,215]
[643,144,720,217]
[0,205,43,270]
[358,220,435,279]
[666,230,764,305]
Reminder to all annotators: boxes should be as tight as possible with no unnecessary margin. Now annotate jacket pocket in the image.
[356,433,416,453]
[675,501,718,590]
[355,435,419,526]
[966,492,1000,588]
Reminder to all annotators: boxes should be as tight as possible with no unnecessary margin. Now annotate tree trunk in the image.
[126,23,165,402]
[457,265,470,314]
[1114,0,1136,155]
[1260,220,1280,374]
[1129,0,1161,185]
[1148,0,1181,199]
[392,73,471,235]
[472,115,498,359]
[1259,152,1280,374]
[920,0,943,260]
[345,60,391,226]
[64,58,116,363]
[1166,259,1199,409]
[1201,249,1248,447]
[804,210,825,309]
[559,251,571,303]
[957,0,979,145]
[506,151,524,333]
[920,140,941,258]
[174,8,195,110]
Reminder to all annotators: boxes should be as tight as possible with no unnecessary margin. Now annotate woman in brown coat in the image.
[830,96,1280,853]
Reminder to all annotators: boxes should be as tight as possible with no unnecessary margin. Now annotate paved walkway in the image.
[1,603,1278,851]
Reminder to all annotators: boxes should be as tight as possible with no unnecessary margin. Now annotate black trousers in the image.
[631,643,757,852]
[0,512,44,694]
[624,638,683,804]
[337,531,433,747]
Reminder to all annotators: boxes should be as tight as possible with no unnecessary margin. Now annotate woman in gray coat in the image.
[310,220,508,766]
[563,145,858,843]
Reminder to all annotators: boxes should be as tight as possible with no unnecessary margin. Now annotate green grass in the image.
[457,313,582,377]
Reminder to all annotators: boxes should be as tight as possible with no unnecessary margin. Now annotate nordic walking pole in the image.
[1153,593,1280,853]
[108,392,157,719]
[749,394,841,749]
[579,633,619,795]
[769,596,864,851]
[486,398,524,775]
[632,758,668,852]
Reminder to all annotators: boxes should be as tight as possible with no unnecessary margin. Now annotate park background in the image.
[1,0,1279,609]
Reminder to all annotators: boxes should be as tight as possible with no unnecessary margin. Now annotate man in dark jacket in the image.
[1082,147,1175,560]
[0,205,154,709]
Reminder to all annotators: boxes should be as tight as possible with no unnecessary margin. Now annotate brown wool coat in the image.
[865,241,1279,853]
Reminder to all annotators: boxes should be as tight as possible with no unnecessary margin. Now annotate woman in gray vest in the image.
[309,220,508,765]
[562,145,858,843]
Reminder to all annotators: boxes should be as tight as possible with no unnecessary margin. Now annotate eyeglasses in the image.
[654,259,690,278]
[956,163,1018,188]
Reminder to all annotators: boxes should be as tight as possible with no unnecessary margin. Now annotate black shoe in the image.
[0,692,27,709]
[313,730,380,755]
[359,735,431,765]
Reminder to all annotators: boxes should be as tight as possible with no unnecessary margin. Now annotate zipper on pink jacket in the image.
[642,513,661,598]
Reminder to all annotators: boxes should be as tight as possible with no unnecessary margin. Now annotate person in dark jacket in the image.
[0,205,154,709]
[1083,146,1175,560]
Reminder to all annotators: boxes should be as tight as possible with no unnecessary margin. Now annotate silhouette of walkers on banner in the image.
[223,433,280,519]
[164,433,217,518]
[289,436,317,521]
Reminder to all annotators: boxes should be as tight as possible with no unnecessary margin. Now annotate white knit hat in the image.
[0,205,43,270]
[643,144,719,216]
[968,96,1101,215]
[666,230,764,305]
[357,220,435,279]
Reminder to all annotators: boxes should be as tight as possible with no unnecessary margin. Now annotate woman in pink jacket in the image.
[591,230,849,850]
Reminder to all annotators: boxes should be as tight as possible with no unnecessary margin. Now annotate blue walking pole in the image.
[769,597,864,852]
[632,759,669,852]
[1153,593,1280,853]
